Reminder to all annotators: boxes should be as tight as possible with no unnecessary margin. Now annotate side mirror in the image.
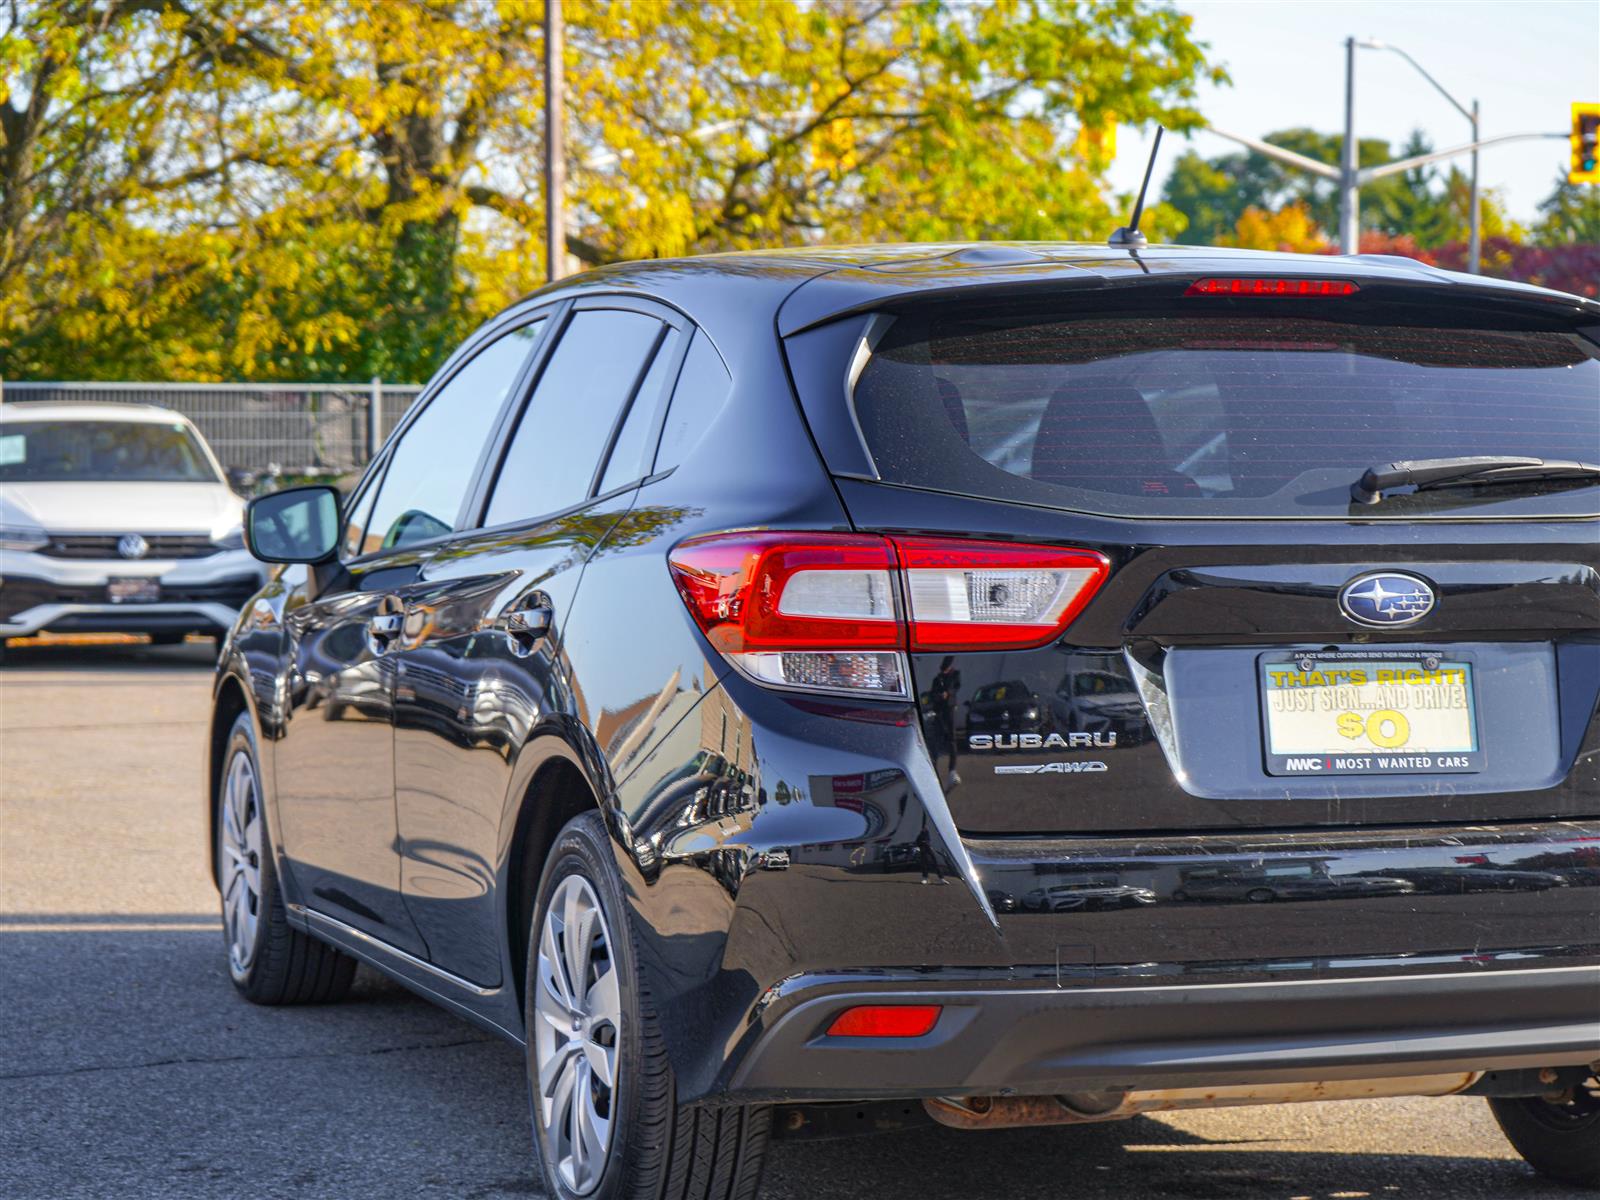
[245,485,340,564]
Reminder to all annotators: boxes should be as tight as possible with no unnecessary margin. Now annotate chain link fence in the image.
[0,380,423,486]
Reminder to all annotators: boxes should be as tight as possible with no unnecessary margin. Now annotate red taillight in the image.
[667,532,1109,697]
[1185,277,1359,297]
[825,1004,942,1038]
[668,532,905,698]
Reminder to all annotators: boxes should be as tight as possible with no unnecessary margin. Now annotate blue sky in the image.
[1106,0,1600,225]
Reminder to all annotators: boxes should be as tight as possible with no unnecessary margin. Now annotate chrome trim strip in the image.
[291,904,500,998]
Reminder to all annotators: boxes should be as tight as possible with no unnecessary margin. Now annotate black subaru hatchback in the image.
[210,243,1600,1198]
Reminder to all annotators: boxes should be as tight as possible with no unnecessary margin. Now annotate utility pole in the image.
[543,0,566,283]
[1340,36,1360,254]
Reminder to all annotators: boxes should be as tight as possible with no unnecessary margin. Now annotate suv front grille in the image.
[40,534,220,560]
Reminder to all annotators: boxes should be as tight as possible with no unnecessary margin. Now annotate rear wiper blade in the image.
[1352,456,1600,505]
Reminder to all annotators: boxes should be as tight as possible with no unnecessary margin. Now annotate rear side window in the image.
[853,311,1600,518]
[596,332,680,494]
[653,331,731,473]
[485,309,664,526]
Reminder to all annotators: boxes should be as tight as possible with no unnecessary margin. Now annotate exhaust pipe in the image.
[925,1072,1482,1130]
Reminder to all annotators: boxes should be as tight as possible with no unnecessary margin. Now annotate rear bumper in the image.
[727,963,1600,1102]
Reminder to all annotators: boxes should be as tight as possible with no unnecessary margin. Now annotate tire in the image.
[149,631,188,646]
[1489,1075,1600,1190]
[526,811,770,1200]
[216,712,357,1005]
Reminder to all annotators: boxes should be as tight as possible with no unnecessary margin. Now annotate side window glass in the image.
[653,330,731,473]
[340,464,383,559]
[361,319,544,555]
[596,333,680,495]
[484,310,663,527]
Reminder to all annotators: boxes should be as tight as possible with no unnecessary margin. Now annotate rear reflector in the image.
[668,533,1109,698]
[1185,277,1359,297]
[825,1004,942,1038]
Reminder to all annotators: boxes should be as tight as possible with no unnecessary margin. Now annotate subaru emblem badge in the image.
[117,533,149,560]
[1338,571,1436,628]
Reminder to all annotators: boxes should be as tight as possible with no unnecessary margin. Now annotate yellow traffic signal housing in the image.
[1573,102,1600,184]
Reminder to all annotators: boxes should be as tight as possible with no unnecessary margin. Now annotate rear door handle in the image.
[501,603,554,656]
[506,606,553,637]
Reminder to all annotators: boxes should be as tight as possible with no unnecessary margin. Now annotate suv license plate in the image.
[108,577,160,604]
[1259,656,1482,776]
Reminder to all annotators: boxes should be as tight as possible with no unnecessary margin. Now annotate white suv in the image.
[0,402,267,647]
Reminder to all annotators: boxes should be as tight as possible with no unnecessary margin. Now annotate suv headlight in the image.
[211,523,246,551]
[0,523,48,551]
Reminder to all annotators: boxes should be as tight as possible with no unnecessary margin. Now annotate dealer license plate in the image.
[107,577,160,604]
[1259,655,1482,776]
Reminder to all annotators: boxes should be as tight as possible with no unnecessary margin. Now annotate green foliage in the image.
[1,0,1224,383]
[1534,173,1600,245]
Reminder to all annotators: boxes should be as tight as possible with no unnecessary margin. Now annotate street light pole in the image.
[543,0,566,283]
[1469,98,1481,274]
[1356,39,1482,273]
[1340,36,1360,254]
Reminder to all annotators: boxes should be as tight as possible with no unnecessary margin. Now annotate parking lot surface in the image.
[0,641,1575,1199]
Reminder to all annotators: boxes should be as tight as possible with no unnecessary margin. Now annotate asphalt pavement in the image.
[0,639,1575,1199]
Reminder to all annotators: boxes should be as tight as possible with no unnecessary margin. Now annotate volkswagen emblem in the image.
[116,533,149,560]
[1338,571,1436,628]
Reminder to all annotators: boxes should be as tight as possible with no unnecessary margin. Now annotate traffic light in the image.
[1572,102,1600,184]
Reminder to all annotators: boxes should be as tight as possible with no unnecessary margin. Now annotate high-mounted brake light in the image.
[667,533,1109,698]
[825,1004,942,1038]
[1185,277,1359,297]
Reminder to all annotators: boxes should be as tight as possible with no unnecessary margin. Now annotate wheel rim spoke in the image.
[219,747,262,973]
[532,874,619,1196]
[575,1069,608,1190]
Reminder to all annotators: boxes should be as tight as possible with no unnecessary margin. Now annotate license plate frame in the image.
[107,577,161,604]
[1258,651,1483,777]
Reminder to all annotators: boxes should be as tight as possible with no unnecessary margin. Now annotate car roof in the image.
[528,241,1600,337]
[0,401,197,425]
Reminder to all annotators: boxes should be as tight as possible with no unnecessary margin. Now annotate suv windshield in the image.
[852,309,1600,518]
[0,420,218,483]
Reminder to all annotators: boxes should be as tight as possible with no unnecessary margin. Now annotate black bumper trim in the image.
[726,964,1600,1102]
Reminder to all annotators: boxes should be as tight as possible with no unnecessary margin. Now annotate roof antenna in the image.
[1108,125,1164,249]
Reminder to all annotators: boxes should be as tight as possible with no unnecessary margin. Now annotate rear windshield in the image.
[0,420,218,483]
[852,311,1600,517]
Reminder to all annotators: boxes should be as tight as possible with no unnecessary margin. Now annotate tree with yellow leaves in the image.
[2,0,1223,382]
[1219,202,1329,253]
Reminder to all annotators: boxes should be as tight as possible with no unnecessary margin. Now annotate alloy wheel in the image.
[219,747,263,975]
[533,873,621,1195]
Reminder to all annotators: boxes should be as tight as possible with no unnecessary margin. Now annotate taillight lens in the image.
[668,532,906,698]
[667,532,1109,698]
[895,537,1109,651]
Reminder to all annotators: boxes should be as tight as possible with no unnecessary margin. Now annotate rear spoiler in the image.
[775,245,1600,337]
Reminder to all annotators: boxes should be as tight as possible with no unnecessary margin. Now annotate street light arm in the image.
[1202,126,1342,180]
[1357,131,1567,182]
[1370,43,1475,126]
